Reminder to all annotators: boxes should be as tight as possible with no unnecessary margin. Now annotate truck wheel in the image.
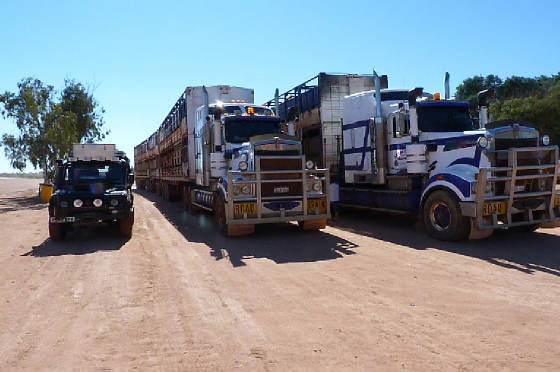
[185,188,201,214]
[214,195,227,234]
[119,210,134,238]
[423,190,470,241]
[49,222,66,241]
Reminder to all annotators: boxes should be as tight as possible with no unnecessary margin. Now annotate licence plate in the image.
[233,202,257,218]
[483,201,506,216]
[307,198,327,214]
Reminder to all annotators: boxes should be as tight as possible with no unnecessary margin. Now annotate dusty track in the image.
[1,178,559,371]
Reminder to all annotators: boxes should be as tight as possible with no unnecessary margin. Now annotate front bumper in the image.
[225,155,330,225]
[49,207,132,224]
[471,146,560,229]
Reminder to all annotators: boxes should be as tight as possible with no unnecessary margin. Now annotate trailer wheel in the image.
[184,187,201,214]
[49,222,66,241]
[214,195,227,234]
[119,210,134,238]
[423,190,470,241]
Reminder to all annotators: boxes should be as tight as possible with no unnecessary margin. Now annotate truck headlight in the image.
[477,136,489,149]
[312,181,322,192]
[305,160,314,169]
[238,161,248,171]
[542,135,550,146]
[307,180,322,192]
[73,199,83,208]
[233,184,252,195]
[93,199,103,207]
[59,200,68,208]
[471,180,493,194]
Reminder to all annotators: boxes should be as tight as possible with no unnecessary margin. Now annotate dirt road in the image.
[1,178,559,371]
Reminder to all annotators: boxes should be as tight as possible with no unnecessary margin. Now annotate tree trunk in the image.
[43,158,49,184]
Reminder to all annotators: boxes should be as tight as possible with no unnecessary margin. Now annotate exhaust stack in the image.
[274,88,279,117]
[202,86,210,186]
[444,72,450,99]
[372,70,386,184]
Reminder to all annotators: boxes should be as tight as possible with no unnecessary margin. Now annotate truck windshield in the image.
[244,106,275,116]
[418,106,475,132]
[225,119,281,143]
[63,163,125,185]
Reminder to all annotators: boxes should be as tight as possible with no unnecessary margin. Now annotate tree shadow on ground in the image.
[331,207,560,277]
[0,195,47,214]
[135,190,358,267]
[21,224,129,257]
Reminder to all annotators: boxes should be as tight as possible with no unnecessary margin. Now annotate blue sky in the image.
[1,0,559,172]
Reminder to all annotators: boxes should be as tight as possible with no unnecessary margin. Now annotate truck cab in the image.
[48,144,135,241]
[341,73,560,240]
[191,100,330,235]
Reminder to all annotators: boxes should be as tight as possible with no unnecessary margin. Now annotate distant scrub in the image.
[0,172,43,179]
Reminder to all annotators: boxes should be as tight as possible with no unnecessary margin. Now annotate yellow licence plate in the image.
[307,198,327,214]
[233,202,257,217]
[483,201,506,216]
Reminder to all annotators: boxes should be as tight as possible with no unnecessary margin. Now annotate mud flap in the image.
[469,218,493,240]
[301,219,327,231]
[226,224,255,236]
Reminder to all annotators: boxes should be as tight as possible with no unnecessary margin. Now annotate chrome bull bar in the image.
[475,146,560,229]
[225,155,330,225]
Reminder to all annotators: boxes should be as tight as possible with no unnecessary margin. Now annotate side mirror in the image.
[477,88,494,108]
[128,173,134,185]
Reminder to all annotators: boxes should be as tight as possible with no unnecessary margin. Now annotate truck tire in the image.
[423,190,470,241]
[162,183,169,200]
[49,222,66,241]
[214,194,227,234]
[185,187,201,214]
[119,210,134,238]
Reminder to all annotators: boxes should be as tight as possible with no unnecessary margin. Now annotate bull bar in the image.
[225,155,330,225]
[474,146,560,230]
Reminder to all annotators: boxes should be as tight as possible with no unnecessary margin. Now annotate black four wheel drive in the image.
[48,147,135,241]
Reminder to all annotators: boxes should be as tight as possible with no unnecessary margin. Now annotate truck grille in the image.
[494,137,537,151]
[261,182,303,197]
[259,157,302,171]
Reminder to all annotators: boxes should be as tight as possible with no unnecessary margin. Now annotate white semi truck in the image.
[135,85,330,236]
[269,72,560,240]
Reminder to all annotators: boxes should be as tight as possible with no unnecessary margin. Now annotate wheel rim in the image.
[430,201,451,231]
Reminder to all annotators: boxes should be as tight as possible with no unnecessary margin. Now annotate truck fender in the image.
[216,181,228,202]
[420,182,465,213]
[421,164,477,206]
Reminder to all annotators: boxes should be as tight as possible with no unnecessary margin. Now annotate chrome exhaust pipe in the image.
[444,72,450,99]
[372,70,386,184]
[274,88,279,117]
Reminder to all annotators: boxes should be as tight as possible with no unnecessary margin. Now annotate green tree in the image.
[498,75,542,99]
[0,77,107,183]
[456,74,503,106]
[491,84,560,144]
[60,79,107,142]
